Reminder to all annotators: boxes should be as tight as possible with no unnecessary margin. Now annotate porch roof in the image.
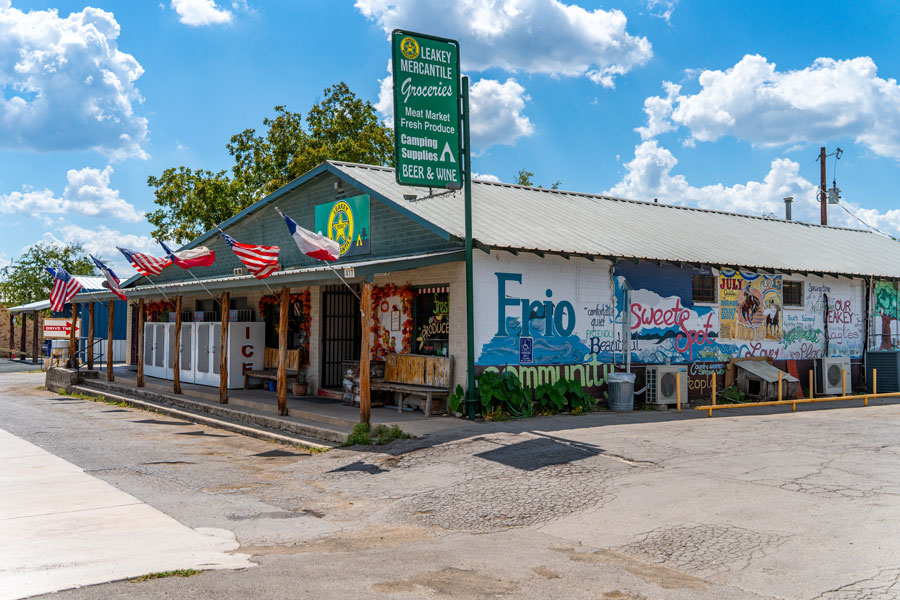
[74,249,463,301]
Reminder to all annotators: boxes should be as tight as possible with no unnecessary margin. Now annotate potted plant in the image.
[292,371,309,396]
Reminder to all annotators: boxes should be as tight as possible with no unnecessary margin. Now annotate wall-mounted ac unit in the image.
[233,267,245,276]
[645,365,688,405]
[815,357,851,395]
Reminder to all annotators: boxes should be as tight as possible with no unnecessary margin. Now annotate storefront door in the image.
[320,285,360,389]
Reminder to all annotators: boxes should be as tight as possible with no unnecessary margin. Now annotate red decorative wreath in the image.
[370,283,416,358]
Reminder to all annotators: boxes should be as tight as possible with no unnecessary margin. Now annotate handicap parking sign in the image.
[519,336,533,364]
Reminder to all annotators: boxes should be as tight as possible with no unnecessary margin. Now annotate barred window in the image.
[784,281,803,307]
[692,275,717,304]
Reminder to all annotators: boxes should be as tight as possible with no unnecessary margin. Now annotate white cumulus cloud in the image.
[0,165,143,222]
[376,67,533,152]
[473,172,501,183]
[46,225,157,276]
[0,3,148,160]
[637,55,900,159]
[356,0,652,87]
[606,140,900,238]
[170,0,232,26]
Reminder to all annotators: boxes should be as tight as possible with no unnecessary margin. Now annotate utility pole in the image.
[819,146,827,226]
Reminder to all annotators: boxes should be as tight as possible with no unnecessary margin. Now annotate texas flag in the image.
[89,255,127,301]
[158,240,216,269]
[276,207,340,262]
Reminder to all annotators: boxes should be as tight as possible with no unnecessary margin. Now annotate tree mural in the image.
[874,282,898,349]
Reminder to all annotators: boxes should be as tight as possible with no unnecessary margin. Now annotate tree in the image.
[0,242,95,307]
[515,169,561,189]
[875,282,898,349]
[148,82,394,244]
[516,169,534,186]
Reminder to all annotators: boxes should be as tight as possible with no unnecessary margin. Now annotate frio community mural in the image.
[473,252,865,395]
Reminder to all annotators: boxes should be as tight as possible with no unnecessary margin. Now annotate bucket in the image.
[268,380,277,391]
[607,372,636,412]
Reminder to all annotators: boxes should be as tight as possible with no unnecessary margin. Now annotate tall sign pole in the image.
[392,30,476,417]
[461,76,476,419]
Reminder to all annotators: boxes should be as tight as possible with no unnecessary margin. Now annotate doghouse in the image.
[736,360,799,401]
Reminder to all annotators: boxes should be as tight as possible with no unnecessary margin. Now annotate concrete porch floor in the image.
[103,366,467,439]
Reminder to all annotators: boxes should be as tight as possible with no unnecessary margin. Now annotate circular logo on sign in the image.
[328,200,354,255]
[400,36,419,60]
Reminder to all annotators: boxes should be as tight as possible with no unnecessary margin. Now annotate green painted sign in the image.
[391,29,461,188]
[314,194,370,258]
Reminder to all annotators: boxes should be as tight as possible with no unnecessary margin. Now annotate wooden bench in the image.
[244,347,301,389]
[371,354,453,417]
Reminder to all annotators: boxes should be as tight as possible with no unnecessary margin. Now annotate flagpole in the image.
[183,268,219,303]
[142,275,172,302]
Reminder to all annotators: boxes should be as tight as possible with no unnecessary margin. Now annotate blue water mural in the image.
[477,316,591,366]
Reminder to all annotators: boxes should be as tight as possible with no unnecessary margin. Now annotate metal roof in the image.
[737,360,799,384]
[7,276,107,312]
[329,161,900,279]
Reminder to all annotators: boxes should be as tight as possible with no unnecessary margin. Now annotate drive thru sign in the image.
[43,318,80,338]
[391,30,461,188]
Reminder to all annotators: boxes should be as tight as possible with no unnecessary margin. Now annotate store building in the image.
[74,161,900,405]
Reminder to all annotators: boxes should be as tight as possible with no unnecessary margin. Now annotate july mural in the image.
[719,271,782,341]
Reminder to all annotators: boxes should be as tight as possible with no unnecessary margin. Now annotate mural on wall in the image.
[873,281,899,349]
[473,252,865,395]
[719,271,782,341]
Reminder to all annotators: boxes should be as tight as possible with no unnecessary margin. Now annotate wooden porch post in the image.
[173,296,182,394]
[277,287,289,416]
[87,302,95,370]
[8,313,13,359]
[359,282,373,425]
[68,303,78,367]
[137,298,145,387]
[32,310,39,364]
[219,291,229,403]
[106,300,114,381]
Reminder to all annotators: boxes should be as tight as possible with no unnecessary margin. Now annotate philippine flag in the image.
[158,240,216,269]
[276,207,340,262]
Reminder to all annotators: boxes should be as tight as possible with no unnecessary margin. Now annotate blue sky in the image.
[2,0,900,277]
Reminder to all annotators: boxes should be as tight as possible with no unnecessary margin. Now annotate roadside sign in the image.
[43,318,80,338]
[391,29,461,188]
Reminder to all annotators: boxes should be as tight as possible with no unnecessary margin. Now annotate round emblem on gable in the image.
[400,36,419,60]
[328,201,354,255]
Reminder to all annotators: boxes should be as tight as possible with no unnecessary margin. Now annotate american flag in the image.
[90,254,127,301]
[46,267,83,313]
[117,247,172,277]
[218,229,280,279]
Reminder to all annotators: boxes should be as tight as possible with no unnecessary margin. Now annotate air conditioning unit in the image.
[645,365,688,405]
[233,267,245,276]
[815,357,851,395]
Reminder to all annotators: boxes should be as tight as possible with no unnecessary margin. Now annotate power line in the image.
[836,200,900,242]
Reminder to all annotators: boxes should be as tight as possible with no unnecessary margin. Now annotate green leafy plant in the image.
[477,370,527,417]
[719,385,746,404]
[342,422,411,446]
[448,384,465,413]
[533,379,595,414]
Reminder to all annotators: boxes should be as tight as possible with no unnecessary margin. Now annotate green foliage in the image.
[478,370,527,417]
[515,168,534,186]
[719,385,746,404]
[448,384,465,413]
[476,373,593,419]
[130,569,200,582]
[148,83,394,243]
[342,422,411,446]
[875,282,898,318]
[0,242,95,307]
[533,379,595,414]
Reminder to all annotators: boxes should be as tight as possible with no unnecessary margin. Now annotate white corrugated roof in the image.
[8,276,107,312]
[331,161,900,279]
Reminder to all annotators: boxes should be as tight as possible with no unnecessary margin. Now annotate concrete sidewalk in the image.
[0,427,253,599]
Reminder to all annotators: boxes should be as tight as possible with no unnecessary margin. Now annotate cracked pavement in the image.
[2,370,900,599]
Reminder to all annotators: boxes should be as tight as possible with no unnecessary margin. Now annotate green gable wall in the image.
[150,172,461,285]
